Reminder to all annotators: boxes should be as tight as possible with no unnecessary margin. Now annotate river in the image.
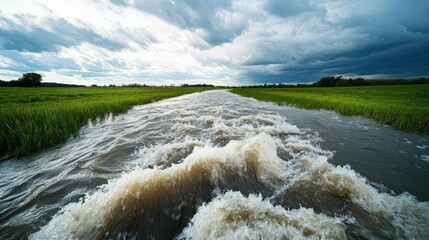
[1,90,428,239]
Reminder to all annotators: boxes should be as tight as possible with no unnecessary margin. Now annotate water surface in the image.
[0,90,428,239]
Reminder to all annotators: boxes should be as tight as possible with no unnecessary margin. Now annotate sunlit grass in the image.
[231,85,429,133]
[0,87,207,157]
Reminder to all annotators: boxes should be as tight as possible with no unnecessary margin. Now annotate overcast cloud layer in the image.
[0,0,428,85]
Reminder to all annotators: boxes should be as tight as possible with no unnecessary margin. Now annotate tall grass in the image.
[0,87,206,157]
[231,85,429,133]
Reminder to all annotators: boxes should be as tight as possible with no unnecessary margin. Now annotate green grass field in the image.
[0,87,207,157]
[231,85,429,133]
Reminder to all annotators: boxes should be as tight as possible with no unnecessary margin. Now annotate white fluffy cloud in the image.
[0,0,428,85]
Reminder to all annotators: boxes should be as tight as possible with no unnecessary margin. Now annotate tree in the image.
[0,80,11,86]
[18,72,42,86]
[314,76,343,87]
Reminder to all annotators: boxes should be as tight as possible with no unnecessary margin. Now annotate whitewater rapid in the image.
[1,90,428,239]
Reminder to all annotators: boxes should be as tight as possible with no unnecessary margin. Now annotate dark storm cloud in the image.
[1,0,428,84]
[110,0,245,46]
[244,37,429,83]
[241,0,429,83]
[110,0,317,46]
[264,0,315,18]
[113,0,428,82]
[331,40,429,76]
[0,16,125,52]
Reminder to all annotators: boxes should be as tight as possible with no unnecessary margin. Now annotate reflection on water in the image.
[0,90,428,239]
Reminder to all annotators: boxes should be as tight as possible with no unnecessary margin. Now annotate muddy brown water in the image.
[0,90,428,239]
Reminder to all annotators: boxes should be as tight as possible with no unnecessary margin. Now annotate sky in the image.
[0,0,428,86]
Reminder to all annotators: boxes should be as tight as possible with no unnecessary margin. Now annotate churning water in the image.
[1,90,428,239]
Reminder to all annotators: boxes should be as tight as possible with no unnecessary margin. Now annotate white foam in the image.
[172,110,301,142]
[421,155,429,163]
[135,137,206,169]
[179,191,348,240]
[292,155,429,239]
[30,102,429,239]
[30,134,294,239]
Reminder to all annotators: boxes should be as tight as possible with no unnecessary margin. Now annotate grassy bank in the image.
[0,87,207,157]
[231,85,429,133]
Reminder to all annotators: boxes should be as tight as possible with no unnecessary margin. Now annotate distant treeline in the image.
[1,73,43,87]
[0,80,86,87]
[1,72,217,88]
[112,83,215,87]
[181,83,215,87]
[1,80,217,88]
[0,72,84,87]
[313,76,429,87]
[243,76,429,88]
[43,82,87,87]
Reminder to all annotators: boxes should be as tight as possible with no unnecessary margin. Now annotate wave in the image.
[30,134,294,239]
[179,191,349,240]
[30,105,429,239]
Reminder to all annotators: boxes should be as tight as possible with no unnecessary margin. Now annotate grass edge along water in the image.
[0,87,207,158]
[230,85,429,134]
